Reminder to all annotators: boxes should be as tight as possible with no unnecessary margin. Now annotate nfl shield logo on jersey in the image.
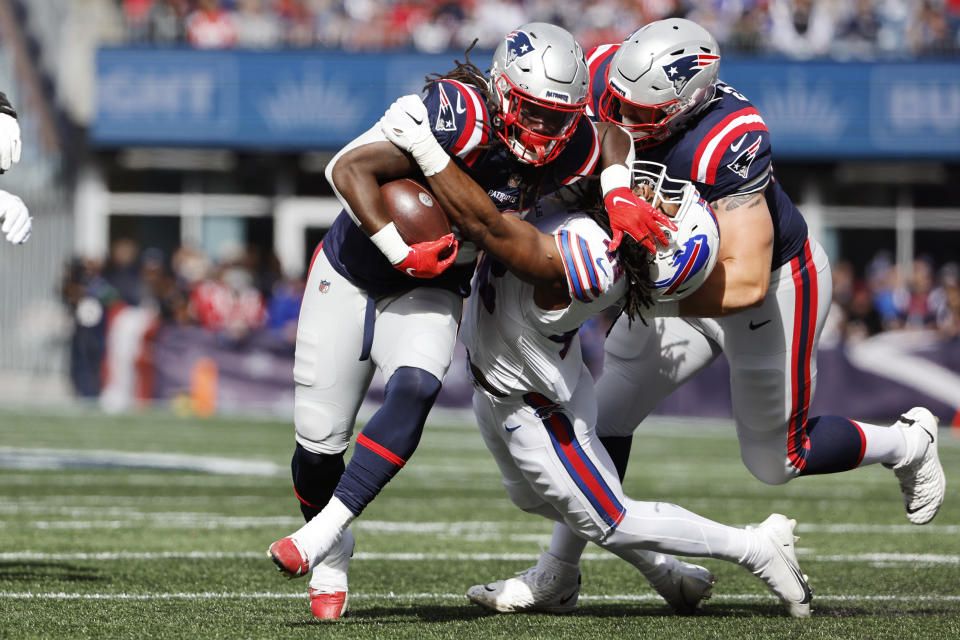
[318,280,331,294]
[662,54,720,96]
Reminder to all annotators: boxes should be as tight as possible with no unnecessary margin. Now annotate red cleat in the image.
[267,537,309,579]
[310,589,349,620]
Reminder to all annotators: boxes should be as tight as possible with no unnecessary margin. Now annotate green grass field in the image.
[1,407,958,639]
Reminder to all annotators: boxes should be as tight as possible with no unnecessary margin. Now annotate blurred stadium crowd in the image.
[60,237,960,397]
[119,0,960,58]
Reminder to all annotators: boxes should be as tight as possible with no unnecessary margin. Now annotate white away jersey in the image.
[461,210,625,403]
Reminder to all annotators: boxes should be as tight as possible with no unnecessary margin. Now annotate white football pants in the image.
[293,250,461,455]
[597,236,832,484]
[472,364,753,562]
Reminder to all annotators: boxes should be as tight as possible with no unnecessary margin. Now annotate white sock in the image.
[857,420,910,467]
[548,522,589,565]
[292,497,356,566]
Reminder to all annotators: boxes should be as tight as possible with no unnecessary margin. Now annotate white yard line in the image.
[4,515,959,535]
[0,448,280,476]
[0,591,957,603]
[1,551,957,564]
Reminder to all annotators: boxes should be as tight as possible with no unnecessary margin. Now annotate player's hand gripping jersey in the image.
[460,208,623,403]
[586,44,807,270]
[322,79,601,299]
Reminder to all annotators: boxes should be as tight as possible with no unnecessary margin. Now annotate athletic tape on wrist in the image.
[411,136,450,177]
[369,222,410,265]
[600,164,631,197]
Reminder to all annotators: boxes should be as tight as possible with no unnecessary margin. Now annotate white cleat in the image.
[750,514,812,618]
[466,551,580,614]
[646,560,716,615]
[888,407,946,525]
[308,528,355,621]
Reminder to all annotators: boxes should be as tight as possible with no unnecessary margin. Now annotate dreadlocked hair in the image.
[555,175,655,324]
[424,40,561,216]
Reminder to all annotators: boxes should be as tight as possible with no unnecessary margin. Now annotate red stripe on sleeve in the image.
[356,433,406,467]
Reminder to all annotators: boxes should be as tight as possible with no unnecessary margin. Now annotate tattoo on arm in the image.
[711,191,764,213]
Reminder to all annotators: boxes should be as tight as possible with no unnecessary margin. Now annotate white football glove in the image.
[379,94,449,176]
[0,189,31,244]
[0,113,21,172]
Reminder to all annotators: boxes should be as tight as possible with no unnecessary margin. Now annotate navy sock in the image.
[291,443,345,521]
[795,415,865,476]
[334,366,441,516]
[600,435,633,481]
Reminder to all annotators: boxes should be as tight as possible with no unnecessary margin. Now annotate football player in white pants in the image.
[0,91,31,245]
[267,23,674,620]
[486,18,946,614]
[384,100,812,617]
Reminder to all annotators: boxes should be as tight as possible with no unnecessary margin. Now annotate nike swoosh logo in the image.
[409,112,423,125]
[906,501,933,515]
[730,133,748,152]
[611,196,634,207]
[558,588,578,605]
[749,319,771,330]
[505,425,521,432]
[595,257,608,276]
[405,267,417,276]
[456,93,466,114]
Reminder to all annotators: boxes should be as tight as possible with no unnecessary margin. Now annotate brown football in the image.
[379,178,451,244]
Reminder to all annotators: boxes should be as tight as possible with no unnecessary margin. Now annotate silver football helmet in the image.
[633,161,720,302]
[599,18,720,148]
[489,23,590,165]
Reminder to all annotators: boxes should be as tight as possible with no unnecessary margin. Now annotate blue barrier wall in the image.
[93,48,960,159]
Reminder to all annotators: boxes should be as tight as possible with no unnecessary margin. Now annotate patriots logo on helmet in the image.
[662,54,719,96]
[654,233,712,296]
[726,135,762,178]
[504,30,536,68]
[434,84,457,132]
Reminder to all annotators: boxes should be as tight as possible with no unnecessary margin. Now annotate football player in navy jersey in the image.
[469,17,946,615]
[266,23,670,620]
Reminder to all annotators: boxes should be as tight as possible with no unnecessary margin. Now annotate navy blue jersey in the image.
[322,78,601,299]
[587,44,807,269]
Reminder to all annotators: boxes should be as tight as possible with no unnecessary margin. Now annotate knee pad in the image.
[740,450,796,486]
[294,394,354,455]
[383,366,442,405]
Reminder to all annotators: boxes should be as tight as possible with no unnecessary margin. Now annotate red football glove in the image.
[603,187,677,254]
[395,233,459,278]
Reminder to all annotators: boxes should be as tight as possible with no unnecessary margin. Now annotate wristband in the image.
[410,135,450,177]
[369,222,410,265]
[646,299,680,317]
[600,164,631,197]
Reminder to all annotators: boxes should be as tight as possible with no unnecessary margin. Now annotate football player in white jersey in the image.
[382,112,813,617]
[266,23,672,620]
[0,91,31,245]
[475,17,946,615]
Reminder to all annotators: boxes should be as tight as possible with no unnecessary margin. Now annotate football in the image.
[379,178,451,244]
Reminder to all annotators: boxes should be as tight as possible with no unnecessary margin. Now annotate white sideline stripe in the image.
[0,448,280,476]
[2,551,957,565]
[1,591,958,603]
